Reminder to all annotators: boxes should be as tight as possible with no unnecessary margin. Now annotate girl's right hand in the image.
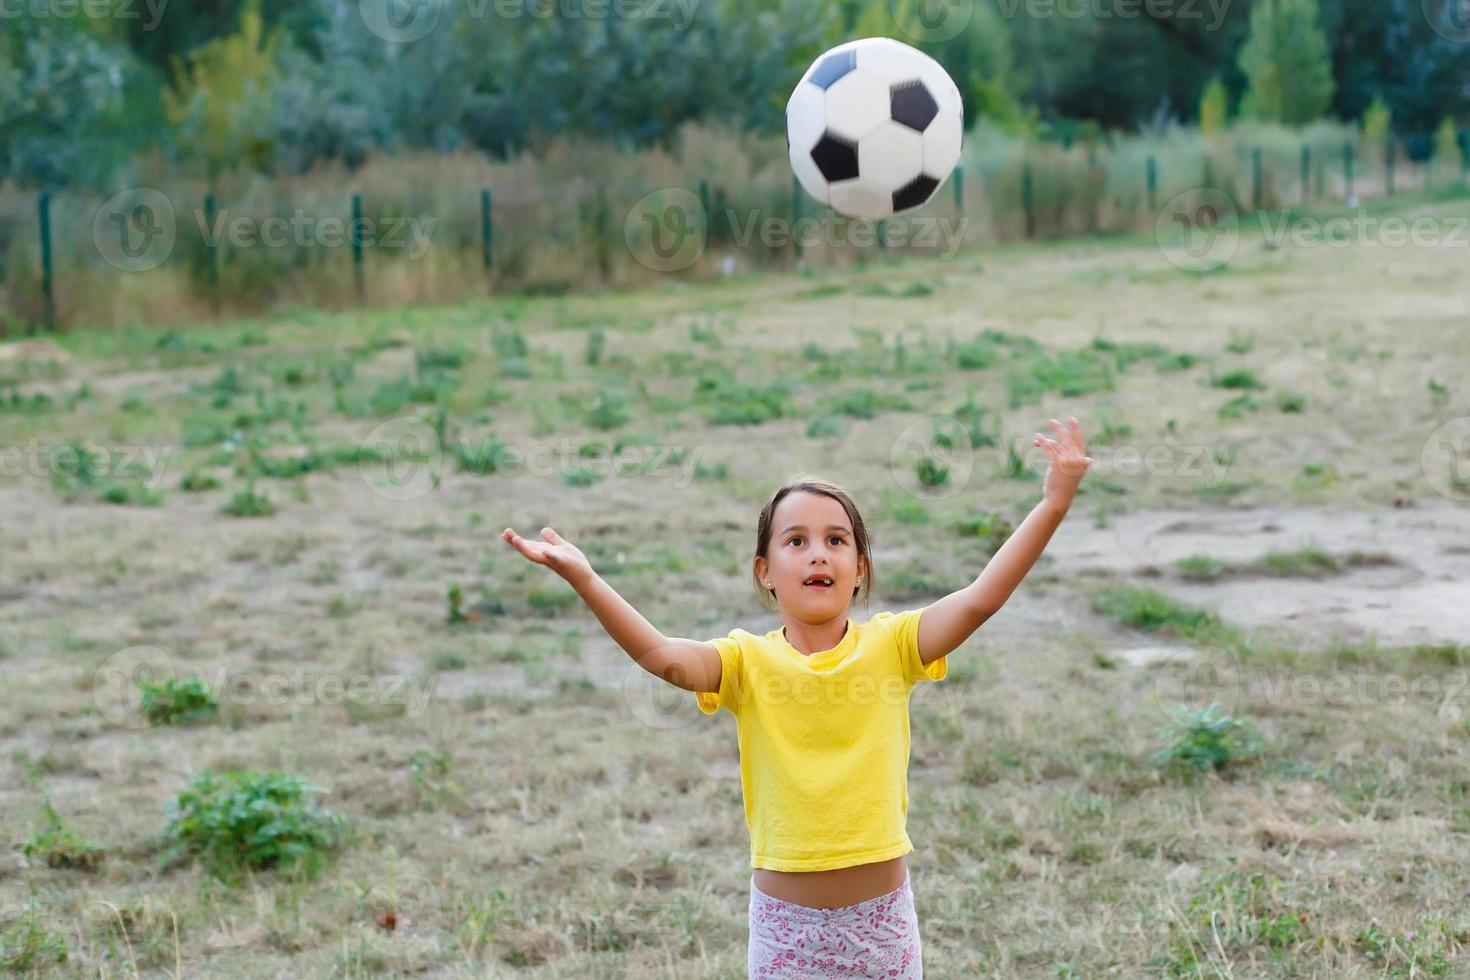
[501,526,593,584]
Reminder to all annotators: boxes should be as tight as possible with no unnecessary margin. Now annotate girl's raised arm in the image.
[500,526,723,695]
[913,417,1094,667]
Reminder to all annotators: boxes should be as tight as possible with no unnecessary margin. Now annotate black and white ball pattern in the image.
[787,37,964,221]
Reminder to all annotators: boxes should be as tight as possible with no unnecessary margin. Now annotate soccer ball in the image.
[786,37,964,221]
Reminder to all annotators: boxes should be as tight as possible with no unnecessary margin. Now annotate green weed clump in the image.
[162,769,346,881]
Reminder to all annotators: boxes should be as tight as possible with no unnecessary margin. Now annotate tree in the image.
[163,0,284,179]
[1237,0,1336,125]
[854,0,1021,130]
[1199,77,1228,135]
[1361,94,1392,144]
[0,20,144,189]
[1318,0,1470,141]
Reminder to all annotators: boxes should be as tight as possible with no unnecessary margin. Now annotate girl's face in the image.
[756,491,866,619]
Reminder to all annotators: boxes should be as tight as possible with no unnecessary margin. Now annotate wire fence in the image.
[1,125,1467,333]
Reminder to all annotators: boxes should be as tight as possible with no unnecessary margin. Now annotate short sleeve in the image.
[694,634,743,716]
[889,605,947,687]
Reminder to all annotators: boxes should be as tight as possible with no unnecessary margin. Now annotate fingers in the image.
[502,527,546,563]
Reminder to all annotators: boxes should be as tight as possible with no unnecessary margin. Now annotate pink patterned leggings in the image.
[747,870,923,978]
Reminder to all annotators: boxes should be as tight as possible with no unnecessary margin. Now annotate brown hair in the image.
[752,476,874,611]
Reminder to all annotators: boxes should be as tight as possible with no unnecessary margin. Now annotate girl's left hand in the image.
[1034,416,1094,512]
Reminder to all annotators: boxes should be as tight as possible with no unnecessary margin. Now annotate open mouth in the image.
[803,575,834,590]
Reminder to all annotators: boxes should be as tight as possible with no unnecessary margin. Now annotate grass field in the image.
[2,192,1469,977]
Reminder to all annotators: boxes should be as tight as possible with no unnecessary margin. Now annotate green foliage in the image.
[0,899,70,971]
[1152,702,1262,776]
[1091,586,1220,639]
[1362,94,1392,144]
[163,0,284,177]
[1174,554,1229,581]
[806,414,843,439]
[180,469,221,492]
[1238,0,1335,125]
[139,676,220,726]
[452,435,512,475]
[586,391,632,431]
[162,769,345,881]
[953,511,1014,554]
[223,480,274,517]
[22,802,105,871]
[696,377,792,426]
[1212,367,1266,390]
[1199,77,1229,134]
[1434,117,1463,172]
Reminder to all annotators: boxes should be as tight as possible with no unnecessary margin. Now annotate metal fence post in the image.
[351,192,366,305]
[1343,142,1355,202]
[481,187,493,271]
[1146,155,1157,212]
[952,163,963,213]
[1301,144,1310,205]
[1385,136,1395,197]
[1022,162,1036,239]
[39,191,55,331]
[1252,147,1263,211]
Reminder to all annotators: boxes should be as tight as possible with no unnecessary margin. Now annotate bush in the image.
[1152,702,1261,776]
[139,676,219,726]
[162,769,345,880]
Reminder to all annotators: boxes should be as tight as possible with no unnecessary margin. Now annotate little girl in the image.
[502,417,1093,977]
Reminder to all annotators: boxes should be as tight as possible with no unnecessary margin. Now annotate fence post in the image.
[1385,136,1395,197]
[791,175,803,263]
[952,163,963,213]
[204,193,219,314]
[37,191,55,333]
[595,182,611,282]
[697,179,711,244]
[1203,155,1214,192]
[38,191,55,331]
[1087,147,1100,234]
[1146,156,1157,212]
[877,218,888,253]
[480,187,493,272]
[1343,142,1355,202]
[1300,145,1310,205]
[1252,147,1263,211]
[351,192,366,305]
[1022,162,1035,239]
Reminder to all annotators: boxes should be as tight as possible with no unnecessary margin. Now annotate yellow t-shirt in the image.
[694,605,947,872]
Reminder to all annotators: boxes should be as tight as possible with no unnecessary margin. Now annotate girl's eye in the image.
[828,536,844,546]
[787,537,802,546]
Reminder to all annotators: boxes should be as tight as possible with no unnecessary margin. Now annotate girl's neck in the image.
[780,613,851,656]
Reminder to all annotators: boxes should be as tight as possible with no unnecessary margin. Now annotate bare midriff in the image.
[752,855,907,910]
